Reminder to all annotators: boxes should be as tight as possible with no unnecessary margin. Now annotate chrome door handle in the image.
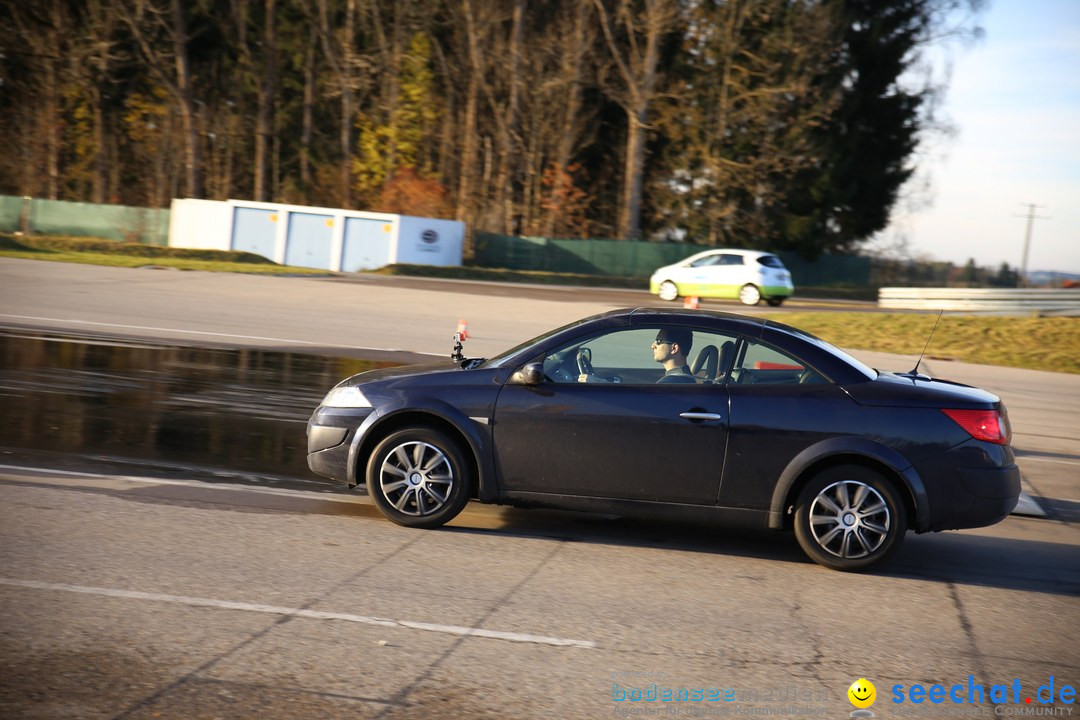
[679,412,722,421]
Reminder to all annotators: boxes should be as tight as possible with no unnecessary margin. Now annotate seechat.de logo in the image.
[892,676,1075,714]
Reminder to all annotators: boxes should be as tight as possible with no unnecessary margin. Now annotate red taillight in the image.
[942,409,1009,445]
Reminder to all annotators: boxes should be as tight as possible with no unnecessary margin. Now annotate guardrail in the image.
[878,287,1080,316]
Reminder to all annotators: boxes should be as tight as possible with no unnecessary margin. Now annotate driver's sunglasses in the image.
[653,338,675,346]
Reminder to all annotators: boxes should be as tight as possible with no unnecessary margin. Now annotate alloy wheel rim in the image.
[808,480,891,559]
[379,441,454,516]
[659,281,677,301]
[740,285,760,305]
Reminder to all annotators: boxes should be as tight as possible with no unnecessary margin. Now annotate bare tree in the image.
[4,1,74,199]
[454,0,484,227]
[314,0,366,207]
[71,0,126,203]
[539,0,595,237]
[592,0,679,240]
[299,21,318,195]
[488,0,525,234]
[230,0,279,201]
[120,0,204,198]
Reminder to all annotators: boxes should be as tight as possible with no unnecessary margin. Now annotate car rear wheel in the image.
[739,284,761,305]
[658,280,679,301]
[366,427,471,529]
[793,465,907,571]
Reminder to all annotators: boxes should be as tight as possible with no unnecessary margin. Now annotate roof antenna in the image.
[909,309,944,378]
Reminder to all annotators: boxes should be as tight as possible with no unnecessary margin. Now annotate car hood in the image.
[844,371,1001,408]
[338,361,465,387]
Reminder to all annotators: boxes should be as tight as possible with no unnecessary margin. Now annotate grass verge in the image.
[0,234,329,275]
[770,312,1080,374]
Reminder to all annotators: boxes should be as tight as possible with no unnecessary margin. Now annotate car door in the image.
[682,252,721,296]
[714,253,747,297]
[491,326,733,505]
[716,337,854,511]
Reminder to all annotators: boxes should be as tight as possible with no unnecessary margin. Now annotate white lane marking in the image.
[0,578,595,649]
[0,463,367,504]
[0,314,442,356]
[1016,455,1080,467]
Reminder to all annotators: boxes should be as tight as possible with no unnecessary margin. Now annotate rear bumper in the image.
[759,284,792,299]
[929,463,1021,531]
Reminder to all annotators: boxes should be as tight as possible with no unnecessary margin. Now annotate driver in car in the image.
[653,329,696,383]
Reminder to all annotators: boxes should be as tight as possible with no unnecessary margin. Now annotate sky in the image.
[882,0,1080,275]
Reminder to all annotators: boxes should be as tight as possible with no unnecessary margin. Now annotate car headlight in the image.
[321,386,372,408]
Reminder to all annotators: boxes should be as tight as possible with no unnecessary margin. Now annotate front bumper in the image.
[306,407,373,485]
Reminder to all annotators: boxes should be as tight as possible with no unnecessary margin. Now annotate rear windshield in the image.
[786,327,877,380]
[757,255,785,268]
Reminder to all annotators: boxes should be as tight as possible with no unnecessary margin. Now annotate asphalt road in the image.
[0,258,1077,719]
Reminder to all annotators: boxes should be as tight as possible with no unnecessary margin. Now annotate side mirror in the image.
[510,362,544,386]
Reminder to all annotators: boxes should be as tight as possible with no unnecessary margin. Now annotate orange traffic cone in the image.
[456,318,470,340]
[683,296,700,309]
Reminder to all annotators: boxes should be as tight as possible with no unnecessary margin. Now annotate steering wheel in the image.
[575,347,622,384]
[576,347,595,380]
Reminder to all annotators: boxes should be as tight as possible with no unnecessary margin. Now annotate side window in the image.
[719,254,745,266]
[540,327,739,386]
[732,340,826,385]
[690,254,720,268]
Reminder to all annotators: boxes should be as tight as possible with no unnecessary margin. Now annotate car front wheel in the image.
[658,280,679,301]
[793,465,907,571]
[366,427,471,529]
[766,297,784,307]
[739,284,761,305]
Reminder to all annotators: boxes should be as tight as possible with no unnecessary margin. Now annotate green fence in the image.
[0,196,23,232]
[1,196,170,246]
[473,232,872,288]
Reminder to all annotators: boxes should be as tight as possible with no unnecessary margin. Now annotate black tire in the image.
[766,297,784,307]
[366,427,471,529]
[793,464,907,571]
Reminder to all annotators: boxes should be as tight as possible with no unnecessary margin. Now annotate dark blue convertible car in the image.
[307,308,1020,571]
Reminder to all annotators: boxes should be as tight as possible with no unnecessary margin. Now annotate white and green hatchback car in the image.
[650,249,794,306]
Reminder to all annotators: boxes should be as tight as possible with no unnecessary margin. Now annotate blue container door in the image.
[231,207,279,260]
[284,212,334,270]
[341,218,391,272]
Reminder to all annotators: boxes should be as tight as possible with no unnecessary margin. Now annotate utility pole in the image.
[1013,203,1049,287]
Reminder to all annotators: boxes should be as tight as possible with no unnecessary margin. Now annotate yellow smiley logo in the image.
[848,678,877,709]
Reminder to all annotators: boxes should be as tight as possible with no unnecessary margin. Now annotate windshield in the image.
[480,320,584,368]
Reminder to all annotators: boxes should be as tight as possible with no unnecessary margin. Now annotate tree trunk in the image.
[455,0,481,226]
[621,108,647,240]
[171,0,202,198]
[253,0,277,201]
[44,57,60,200]
[491,0,524,234]
[542,0,589,237]
[91,88,107,203]
[592,0,671,240]
[300,24,316,194]
[339,0,356,206]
